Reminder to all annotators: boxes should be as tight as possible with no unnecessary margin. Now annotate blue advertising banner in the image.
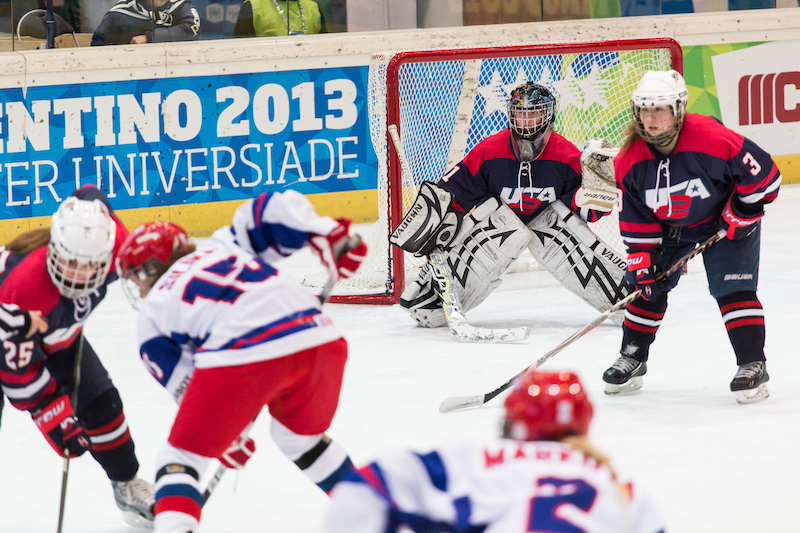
[0,65,376,220]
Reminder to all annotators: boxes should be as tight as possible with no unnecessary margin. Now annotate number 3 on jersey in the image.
[527,477,597,533]
[183,256,276,305]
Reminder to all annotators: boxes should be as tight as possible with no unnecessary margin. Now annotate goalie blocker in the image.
[391,182,629,327]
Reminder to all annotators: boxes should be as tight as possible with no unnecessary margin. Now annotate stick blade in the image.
[450,324,530,344]
[439,394,485,413]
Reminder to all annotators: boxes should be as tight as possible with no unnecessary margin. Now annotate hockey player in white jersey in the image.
[326,370,665,533]
[117,190,367,533]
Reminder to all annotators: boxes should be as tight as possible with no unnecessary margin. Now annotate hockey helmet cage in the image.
[631,70,689,147]
[117,221,189,306]
[47,196,116,298]
[508,81,556,162]
[503,370,593,441]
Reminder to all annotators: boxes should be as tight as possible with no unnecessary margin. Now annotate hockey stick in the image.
[202,275,340,503]
[388,124,530,344]
[56,330,86,533]
[439,228,727,412]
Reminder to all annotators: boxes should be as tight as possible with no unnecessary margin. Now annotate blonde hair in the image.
[5,228,50,254]
[562,435,632,503]
[619,121,641,156]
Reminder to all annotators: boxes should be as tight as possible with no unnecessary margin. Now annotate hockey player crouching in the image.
[601,70,779,404]
[391,81,629,329]
[325,370,666,533]
[117,190,367,533]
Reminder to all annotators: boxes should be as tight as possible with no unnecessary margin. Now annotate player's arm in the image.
[0,303,47,341]
[231,190,366,280]
[0,347,90,456]
[722,138,781,240]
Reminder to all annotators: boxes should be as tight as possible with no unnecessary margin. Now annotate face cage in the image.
[46,245,112,299]
[120,258,164,310]
[509,101,555,141]
[632,102,684,148]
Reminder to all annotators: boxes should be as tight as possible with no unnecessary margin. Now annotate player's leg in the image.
[400,200,531,327]
[49,340,154,526]
[602,238,690,395]
[704,224,768,403]
[526,200,629,324]
[268,338,353,493]
[156,364,272,533]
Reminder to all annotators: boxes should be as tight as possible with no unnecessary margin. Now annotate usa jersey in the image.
[326,438,665,533]
[438,129,607,224]
[616,113,781,253]
[137,190,342,401]
[0,187,129,411]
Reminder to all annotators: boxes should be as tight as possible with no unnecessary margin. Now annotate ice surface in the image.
[2,186,799,533]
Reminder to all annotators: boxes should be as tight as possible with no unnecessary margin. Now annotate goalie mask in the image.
[117,221,190,307]
[47,197,116,299]
[503,370,593,441]
[631,70,689,148]
[508,82,556,162]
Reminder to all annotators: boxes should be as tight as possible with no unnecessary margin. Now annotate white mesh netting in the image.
[304,41,676,302]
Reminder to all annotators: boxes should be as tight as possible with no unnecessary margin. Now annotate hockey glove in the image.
[219,436,256,469]
[309,219,368,281]
[721,195,764,241]
[31,395,91,457]
[627,251,666,302]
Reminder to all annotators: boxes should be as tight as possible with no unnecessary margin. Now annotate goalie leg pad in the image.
[390,181,463,255]
[400,203,530,327]
[526,200,629,324]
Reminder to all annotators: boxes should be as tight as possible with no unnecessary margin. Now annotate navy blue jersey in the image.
[616,113,780,255]
[437,129,607,224]
[0,188,128,412]
[91,0,200,46]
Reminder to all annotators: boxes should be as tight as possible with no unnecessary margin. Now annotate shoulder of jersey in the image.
[0,248,60,314]
[540,133,580,168]
[677,113,743,158]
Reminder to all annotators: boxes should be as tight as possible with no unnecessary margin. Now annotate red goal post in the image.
[305,38,683,304]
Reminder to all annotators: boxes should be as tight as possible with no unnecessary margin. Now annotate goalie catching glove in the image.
[576,138,619,212]
[310,219,368,282]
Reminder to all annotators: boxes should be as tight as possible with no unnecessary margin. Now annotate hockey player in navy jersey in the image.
[602,70,780,404]
[0,186,156,526]
[117,190,367,533]
[326,370,665,533]
[392,81,630,330]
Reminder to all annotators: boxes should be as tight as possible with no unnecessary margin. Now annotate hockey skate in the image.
[730,361,769,404]
[603,356,647,395]
[112,475,155,528]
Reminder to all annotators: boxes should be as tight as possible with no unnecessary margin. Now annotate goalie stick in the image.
[439,228,726,412]
[388,124,530,344]
[203,274,340,503]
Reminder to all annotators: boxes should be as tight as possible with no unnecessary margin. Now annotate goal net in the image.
[305,38,682,304]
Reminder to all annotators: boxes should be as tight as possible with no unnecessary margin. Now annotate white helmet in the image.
[47,197,116,298]
[631,70,689,147]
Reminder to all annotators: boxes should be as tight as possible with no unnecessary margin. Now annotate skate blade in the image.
[121,510,154,529]
[734,383,769,404]
[604,376,643,395]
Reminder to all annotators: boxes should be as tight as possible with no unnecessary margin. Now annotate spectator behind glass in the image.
[233,0,325,37]
[91,0,201,45]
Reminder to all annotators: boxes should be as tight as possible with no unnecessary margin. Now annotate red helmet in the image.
[503,371,593,441]
[117,221,189,276]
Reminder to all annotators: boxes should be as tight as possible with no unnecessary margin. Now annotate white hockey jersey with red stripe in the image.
[326,438,665,533]
[136,191,342,400]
